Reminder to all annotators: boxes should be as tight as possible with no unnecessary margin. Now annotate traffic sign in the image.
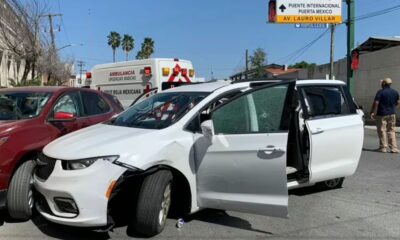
[274,0,342,24]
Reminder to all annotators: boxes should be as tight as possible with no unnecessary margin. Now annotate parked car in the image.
[0,86,124,220]
[34,80,364,237]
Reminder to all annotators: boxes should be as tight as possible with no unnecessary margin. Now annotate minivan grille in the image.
[35,153,56,181]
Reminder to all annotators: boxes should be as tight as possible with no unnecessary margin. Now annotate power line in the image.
[272,29,330,64]
[288,29,330,64]
[232,53,245,74]
[57,0,73,56]
[352,4,400,22]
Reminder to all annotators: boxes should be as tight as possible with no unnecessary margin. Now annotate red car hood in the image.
[0,120,29,135]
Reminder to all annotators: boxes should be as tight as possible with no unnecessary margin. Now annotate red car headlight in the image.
[0,136,9,147]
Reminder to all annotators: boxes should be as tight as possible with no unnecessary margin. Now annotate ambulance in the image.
[87,58,198,108]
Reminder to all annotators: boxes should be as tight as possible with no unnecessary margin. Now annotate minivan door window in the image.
[212,85,289,134]
[301,86,351,118]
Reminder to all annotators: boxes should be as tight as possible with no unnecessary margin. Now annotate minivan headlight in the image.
[62,156,119,170]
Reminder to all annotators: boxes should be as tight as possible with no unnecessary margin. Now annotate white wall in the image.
[310,45,400,121]
[355,45,400,115]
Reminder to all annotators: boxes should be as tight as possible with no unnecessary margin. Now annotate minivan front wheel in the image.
[7,160,36,220]
[133,170,173,237]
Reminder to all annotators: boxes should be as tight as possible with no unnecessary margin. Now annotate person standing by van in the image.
[370,78,399,153]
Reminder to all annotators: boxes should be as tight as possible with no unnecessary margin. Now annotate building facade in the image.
[0,0,33,88]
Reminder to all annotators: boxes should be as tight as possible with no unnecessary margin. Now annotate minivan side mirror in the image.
[51,112,76,122]
[201,120,214,138]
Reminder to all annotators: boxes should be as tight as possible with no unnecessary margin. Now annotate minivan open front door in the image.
[195,82,295,218]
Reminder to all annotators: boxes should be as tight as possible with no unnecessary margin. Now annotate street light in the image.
[56,43,84,51]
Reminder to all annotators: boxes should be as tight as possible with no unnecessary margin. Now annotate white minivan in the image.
[34,79,364,237]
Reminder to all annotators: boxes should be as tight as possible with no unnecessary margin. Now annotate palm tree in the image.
[107,31,121,62]
[136,37,155,59]
[121,34,134,61]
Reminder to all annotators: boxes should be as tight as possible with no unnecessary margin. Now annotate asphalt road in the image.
[1,129,399,240]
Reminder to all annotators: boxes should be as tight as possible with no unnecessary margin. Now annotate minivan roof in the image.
[163,80,231,93]
[164,79,346,93]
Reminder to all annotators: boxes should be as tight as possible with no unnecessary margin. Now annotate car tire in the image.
[132,170,173,237]
[7,160,36,220]
[316,177,344,190]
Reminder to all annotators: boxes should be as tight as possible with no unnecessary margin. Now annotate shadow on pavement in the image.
[0,211,4,227]
[289,187,326,196]
[0,209,31,225]
[289,185,343,196]
[31,214,110,240]
[182,209,273,236]
[362,147,380,152]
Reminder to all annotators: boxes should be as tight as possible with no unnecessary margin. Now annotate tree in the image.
[121,34,134,61]
[37,49,74,86]
[289,61,316,69]
[107,31,121,62]
[250,48,267,78]
[0,0,75,86]
[0,0,48,84]
[136,37,155,60]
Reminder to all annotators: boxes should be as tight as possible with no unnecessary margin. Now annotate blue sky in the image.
[47,0,400,79]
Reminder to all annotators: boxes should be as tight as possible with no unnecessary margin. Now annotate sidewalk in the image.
[365,125,400,134]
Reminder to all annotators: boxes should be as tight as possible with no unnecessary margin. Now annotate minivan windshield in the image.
[109,92,207,129]
[0,92,52,120]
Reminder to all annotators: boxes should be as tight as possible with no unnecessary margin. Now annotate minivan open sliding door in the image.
[195,82,295,218]
[299,84,363,183]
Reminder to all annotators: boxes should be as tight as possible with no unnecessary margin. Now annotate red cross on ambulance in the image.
[168,64,191,83]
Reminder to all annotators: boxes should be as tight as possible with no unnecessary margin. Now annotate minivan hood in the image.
[44,124,157,160]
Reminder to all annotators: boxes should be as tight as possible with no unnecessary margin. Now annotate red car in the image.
[0,86,123,219]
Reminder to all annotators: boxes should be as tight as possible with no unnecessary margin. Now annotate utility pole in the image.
[77,61,86,85]
[40,14,62,51]
[346,0,355,94]
[40,13,62,85]
[329,24,336,80]
[245,49,249,79]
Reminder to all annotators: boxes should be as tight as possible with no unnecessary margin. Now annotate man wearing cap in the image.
[370,78,399,153]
